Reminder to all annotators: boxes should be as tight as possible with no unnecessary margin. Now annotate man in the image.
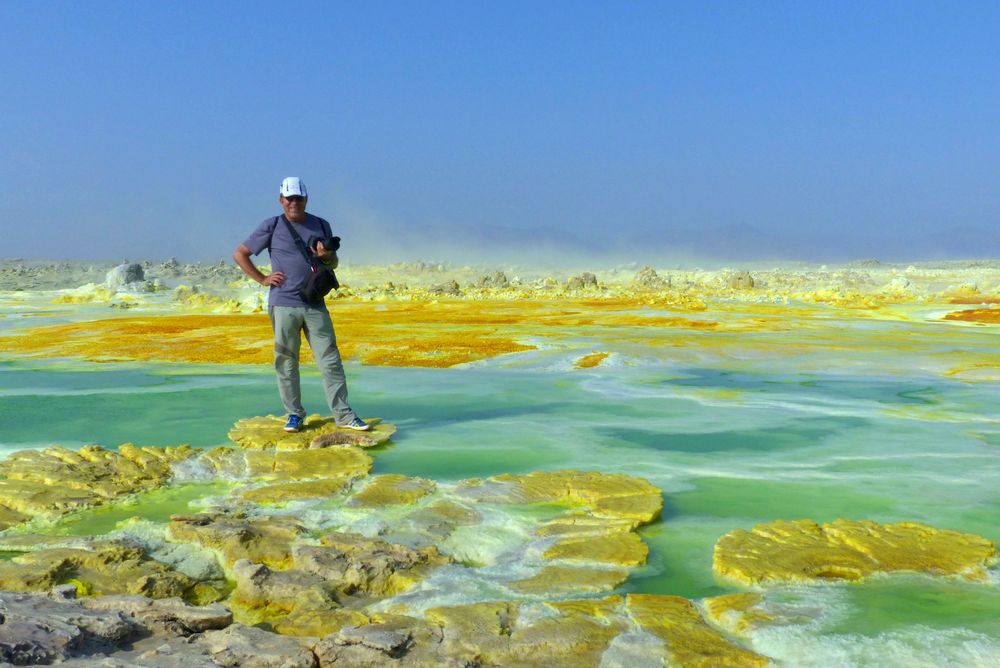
[234,177,369,433]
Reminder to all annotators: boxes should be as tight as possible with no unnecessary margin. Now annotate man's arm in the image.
[233,244,284,286]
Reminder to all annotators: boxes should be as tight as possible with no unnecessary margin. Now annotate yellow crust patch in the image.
[627,594,770,667]
[347,474,436,507]
[574,351,609,368]
[713,519,998,586]
[228,414,395,450]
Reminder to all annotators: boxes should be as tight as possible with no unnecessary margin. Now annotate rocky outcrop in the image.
[311,594,770,667]
[0,590,138,665]
[227,531,449,636]
[428,279,461,296]
[566,272,599,290]
[302,532,449,597]
[725,270,755,289]
[82,595,233,636]
[476,271,509,289]
[105,263,145,289]
[632,266,670,289]
[713,519,999,585]
[0,542,223,603]
[166,514,306,572]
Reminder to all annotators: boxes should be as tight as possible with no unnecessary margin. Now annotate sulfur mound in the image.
[713,518,998,585]
[228,414,395,450]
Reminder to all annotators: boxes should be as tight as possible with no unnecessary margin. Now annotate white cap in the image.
[279,177,308,198]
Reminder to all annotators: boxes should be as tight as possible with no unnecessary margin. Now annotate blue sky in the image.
[2,2,998,264]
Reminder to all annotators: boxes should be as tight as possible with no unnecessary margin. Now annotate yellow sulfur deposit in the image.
[0,444,196,527]
[489,470,664,525]
[542,531,648,566]
[508,565,631,595]
[626,594,770,667]
[51,285,116,304]
[702,593,775,635]
[546,595,624,620]
[713,519,999,585]
[0,298,774,369]
[574,351,609,368]
[228,414,395,450]
[240,478,352,505]
[243,447,373,481]
[347,474,436,507]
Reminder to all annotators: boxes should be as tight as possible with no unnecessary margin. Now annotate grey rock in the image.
[0,590,138,664]
[199,624,317,668]
[83,595,232,636]
[51,584,78,600]
[232,559,337,612]
[293,533,445,597]
[428,279,461,296]
[632,266,670,289]
[476,271,509,289]
[566,272,598,290]
[726,271,755,289]
[335,624,411,657]
[105,263,146,289]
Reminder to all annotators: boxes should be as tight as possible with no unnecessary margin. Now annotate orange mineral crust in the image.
[944,308,1000,324]
[0,299,733,368]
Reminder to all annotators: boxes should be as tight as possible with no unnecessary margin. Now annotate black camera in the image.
[309,235,341,252]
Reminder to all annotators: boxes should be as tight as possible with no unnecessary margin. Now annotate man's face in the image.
[280,195,307,221]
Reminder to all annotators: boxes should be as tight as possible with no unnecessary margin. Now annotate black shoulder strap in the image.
[281,215,318,269]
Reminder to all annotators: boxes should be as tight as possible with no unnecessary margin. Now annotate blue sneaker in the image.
[284,414,304,432]
[342,417,370,431]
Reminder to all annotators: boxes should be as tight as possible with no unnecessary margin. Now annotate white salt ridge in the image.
[750,626,1000,668]
[371,563,520,614]
[599,630,667,668]
[109,519,224,581]
[442,523,534,566]
[171,457,246,483]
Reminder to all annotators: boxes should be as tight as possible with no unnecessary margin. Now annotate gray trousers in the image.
[269,306,355,424]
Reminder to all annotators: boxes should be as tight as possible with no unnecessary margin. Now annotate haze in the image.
[2,2,998,265]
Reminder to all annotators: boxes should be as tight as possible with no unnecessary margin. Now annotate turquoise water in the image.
[1,305,999,666]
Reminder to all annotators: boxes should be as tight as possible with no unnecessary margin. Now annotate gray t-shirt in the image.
[243,213,337,308]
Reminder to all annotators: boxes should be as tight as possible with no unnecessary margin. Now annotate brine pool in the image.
[1,304,999,666]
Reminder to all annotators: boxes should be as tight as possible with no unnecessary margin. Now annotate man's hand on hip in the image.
[262,272,285,286]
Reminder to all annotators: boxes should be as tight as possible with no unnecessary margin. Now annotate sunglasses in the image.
[283,195,306,203]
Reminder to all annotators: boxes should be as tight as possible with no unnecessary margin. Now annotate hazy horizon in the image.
[2,3,997,265]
